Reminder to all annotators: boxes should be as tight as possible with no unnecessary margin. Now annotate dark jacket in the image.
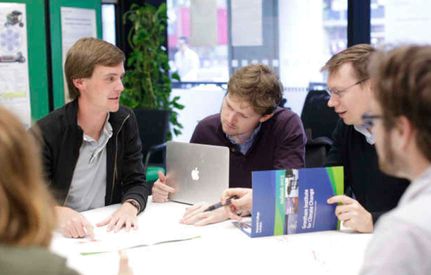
[34,100,150,213]
[190,107,306,188]
[0,245,79,275]
[326,120,409,223]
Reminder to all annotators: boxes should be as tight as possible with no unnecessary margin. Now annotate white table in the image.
[51,200,372,275]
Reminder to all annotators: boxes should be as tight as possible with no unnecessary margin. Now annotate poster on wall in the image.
[0,2,31,127]
[61,7,96,102]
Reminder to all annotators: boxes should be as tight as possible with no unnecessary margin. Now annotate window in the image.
[279,0,348,90]
[169,0,348,140]
[167,0,229,82]
[102,3,116,45]
[371,0,431,46]
[167,0,347,87]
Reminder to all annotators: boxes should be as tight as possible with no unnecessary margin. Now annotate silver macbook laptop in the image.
[166,141,229,205]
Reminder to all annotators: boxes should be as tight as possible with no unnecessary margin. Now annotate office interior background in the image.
[1,0,430,141]
[107,0,431,141]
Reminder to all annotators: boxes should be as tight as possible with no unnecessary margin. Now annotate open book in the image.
[238,167,344,237]
[69,226,201,255]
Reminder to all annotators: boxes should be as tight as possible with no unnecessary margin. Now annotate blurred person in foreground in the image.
[359,45,431,274]
[0,106,134,274]
[0,106,79,274]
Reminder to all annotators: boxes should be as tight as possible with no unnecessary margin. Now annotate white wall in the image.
[171,86,225,142]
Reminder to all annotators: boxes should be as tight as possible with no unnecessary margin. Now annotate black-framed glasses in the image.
[361,112,383,128]
[327,78,369,98]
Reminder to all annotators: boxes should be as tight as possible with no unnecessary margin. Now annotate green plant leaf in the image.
[121,3,183,137]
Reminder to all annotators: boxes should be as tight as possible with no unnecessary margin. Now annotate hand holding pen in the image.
[181,189,252,226]
[203,195,239,212]
[220,188,253,220]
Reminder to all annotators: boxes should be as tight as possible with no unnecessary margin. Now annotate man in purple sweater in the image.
[153,64,306,225]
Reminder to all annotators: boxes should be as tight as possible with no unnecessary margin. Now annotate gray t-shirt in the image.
[360,166,431,275]
[64,117,113,212]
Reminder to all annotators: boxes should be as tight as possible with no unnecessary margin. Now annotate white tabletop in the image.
[51,200,372,275]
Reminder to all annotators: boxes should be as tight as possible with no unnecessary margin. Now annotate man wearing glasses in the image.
[322,44,408,233]
[359,45,431,274]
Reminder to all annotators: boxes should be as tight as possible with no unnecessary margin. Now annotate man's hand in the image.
[96,202,139,232]
[152,171,175,203]
[180,203,229,226]
[327,195,374,233]
[222,188,252,220]
[55,206,94,239]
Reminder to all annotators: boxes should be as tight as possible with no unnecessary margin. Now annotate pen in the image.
[204,196,238,212]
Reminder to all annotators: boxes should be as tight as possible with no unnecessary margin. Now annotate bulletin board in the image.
[0,0,49,124]
[49,0,102,109]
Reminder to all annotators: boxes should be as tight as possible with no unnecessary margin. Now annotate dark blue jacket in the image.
[33,100,149,213]
[326,120,409,223]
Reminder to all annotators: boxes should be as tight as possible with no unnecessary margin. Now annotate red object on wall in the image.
[217,8,227,45]
[180,7,190,39]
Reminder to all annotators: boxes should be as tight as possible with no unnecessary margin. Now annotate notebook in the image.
[166,141,229,205]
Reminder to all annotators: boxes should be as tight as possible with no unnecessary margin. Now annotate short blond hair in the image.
[321,44,375,81]
[65,37,125,100]
[0,107,56,247]
[228,64,282,115]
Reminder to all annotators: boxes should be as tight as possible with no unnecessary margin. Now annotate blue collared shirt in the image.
[227,124,262,155]
[65,114,113,212]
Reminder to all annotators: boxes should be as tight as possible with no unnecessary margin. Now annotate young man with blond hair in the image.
[322,44,408,233]
[153,64,306,225]
[360,45,431,274]
[34,37,150,239]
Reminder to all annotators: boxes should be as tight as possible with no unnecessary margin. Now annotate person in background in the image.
[33,37,150,239]
[323,44,408,233]
[153,64,306,225]
[173,36,200,81]
[360,45,431,274]
[0,105,79,275]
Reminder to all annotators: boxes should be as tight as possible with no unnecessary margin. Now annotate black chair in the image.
[305,135,333,168]
[301,89,339,167]
[133,109,170,184]
[301,89,339,140]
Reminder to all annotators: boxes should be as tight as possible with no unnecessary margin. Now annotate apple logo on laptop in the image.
[191,167,200,181]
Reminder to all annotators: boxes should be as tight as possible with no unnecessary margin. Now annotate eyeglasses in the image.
[327,78,368,98]
[361,112,383,128]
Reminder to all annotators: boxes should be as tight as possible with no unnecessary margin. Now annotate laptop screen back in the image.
[166,141,229,205]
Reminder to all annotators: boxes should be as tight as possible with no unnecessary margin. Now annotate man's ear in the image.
[259,113,273,123]
[72,78,85,90]
[394,116,414,151]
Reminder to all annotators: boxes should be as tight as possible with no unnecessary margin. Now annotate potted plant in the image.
[121,3,184,139]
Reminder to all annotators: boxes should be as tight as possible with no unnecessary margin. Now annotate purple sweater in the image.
[190,107,306,188]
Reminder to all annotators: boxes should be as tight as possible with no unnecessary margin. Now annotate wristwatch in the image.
[125,199,140,213]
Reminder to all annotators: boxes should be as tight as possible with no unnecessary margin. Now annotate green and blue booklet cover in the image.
[238,167,343,237]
